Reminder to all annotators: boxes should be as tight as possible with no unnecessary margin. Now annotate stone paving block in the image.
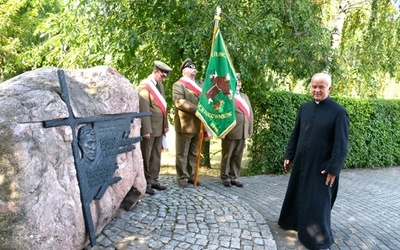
[172,233,186,241]
[194,238,208,246]
[204,244,218,250]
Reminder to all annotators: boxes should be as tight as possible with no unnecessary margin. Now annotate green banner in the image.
[196,29,237,138]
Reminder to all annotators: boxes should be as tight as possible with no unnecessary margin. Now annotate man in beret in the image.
[137,60,172,195]
[172,58,203,187]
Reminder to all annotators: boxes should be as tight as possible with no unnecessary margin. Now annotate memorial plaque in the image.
[43,70,150,247]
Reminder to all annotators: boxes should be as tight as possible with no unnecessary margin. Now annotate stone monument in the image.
[0,66,147,249]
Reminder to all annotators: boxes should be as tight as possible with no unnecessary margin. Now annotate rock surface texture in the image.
[0,66,145,249]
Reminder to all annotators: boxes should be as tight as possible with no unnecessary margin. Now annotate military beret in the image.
[180,58,196,72]
[154,60,172,73]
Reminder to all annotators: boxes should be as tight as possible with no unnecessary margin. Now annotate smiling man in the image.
[278,73,350,250]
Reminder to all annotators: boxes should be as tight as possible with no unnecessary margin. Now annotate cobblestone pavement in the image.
[93,175,276,250]
[205,166,400,250]
[94,167,400,250]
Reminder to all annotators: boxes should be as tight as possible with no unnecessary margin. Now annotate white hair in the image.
[312,72,332,87]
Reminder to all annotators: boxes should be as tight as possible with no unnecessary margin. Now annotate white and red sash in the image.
[179,77,202,96]
[143,79,167,117]
[234,93,251,121]
[179,77,213,139]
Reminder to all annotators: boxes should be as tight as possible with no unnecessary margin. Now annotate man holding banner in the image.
[220,73,253,187]
[173,58,204,188]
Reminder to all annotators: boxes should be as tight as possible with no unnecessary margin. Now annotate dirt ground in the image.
[160,125,249,178]
[160,127,221,177]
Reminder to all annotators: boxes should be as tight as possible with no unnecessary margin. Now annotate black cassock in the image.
[278,97,350,250]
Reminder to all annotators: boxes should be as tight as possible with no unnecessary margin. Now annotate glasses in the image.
[159,70,169,78]
[183,62,196,70]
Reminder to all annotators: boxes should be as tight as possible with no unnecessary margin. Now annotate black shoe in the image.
[231,180,243,187]
[179,180,189,188]
[222,181,232,187]
[188,179,202,186]
[146,187,155,195]
[151,183,166,190]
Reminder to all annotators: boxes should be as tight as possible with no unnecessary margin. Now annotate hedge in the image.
[244,91,400,175]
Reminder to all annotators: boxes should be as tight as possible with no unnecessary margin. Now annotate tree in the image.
[1,0,399,100]
[330,0,400,98]
[0,0,60,81]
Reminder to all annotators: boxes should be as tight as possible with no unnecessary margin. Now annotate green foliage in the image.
[0,0,60,81]
[345,98,400,167]
[244,91,400,175]
[332,0,400,98]
[244,91,309,175]
[1,0,333,105]
[1,0,400,100]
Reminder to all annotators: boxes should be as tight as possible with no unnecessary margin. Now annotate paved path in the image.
[93,167,400,249]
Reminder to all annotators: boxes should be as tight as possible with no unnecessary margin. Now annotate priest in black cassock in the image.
[278,73,350,250]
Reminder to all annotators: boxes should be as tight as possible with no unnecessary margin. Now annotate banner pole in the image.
[211,6,221,52]
[193,6,222,186]
[193,122,204,186]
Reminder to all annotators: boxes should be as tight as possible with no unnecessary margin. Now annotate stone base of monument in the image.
[120,186,142,211]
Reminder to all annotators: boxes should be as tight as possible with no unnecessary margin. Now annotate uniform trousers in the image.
[220,138,246,181]
[141,135,162,186]
[175,132,199,181]
[200,139,211,168]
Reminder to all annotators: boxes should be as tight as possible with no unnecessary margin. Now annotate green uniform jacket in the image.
[172,79,202,134]
[137,76,169,137]
[225,92,253,139]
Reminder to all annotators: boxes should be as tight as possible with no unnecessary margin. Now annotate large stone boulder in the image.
[0,66,146,249]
